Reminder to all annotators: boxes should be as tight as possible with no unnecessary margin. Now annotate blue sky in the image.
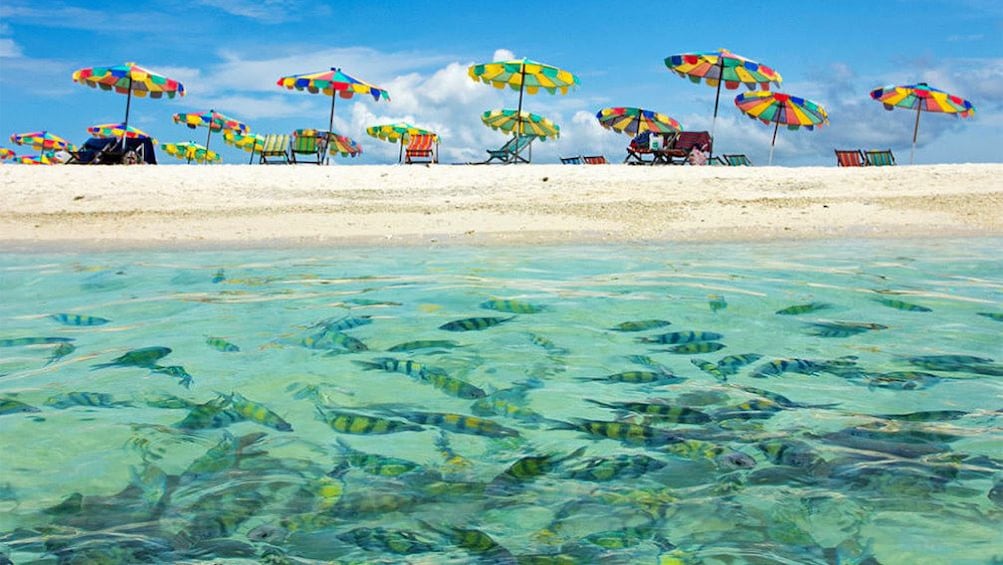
[1,0,1000,165]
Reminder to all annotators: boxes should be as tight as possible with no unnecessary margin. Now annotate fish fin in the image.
[546,419,580,431]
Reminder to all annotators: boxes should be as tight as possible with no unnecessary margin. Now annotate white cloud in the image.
[492,49,516,62]
[196,0,324,22]
[0,37,22,58]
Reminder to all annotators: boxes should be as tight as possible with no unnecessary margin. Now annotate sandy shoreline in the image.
[0,163,1000,251]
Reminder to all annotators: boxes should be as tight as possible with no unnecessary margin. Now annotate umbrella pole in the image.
[249,148,255,165]
[204,127,213,164]
[399,138,404,164]
[910,105,921,165]
[769,118,780,166]
[709,58,724,157]
[514,63,527,163]
[121,76,134,153]
[325,95,337,166]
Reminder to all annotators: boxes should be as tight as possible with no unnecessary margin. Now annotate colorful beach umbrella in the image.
[325,133,363,158]
[869,82,975,164]
[71,62,185,149]
[18,154,55,165]
[223,130,266,164]
[734,91,829,165]
[87,123,155,143]
[173,110,249,153]
[469,58,578,161]
[277,67,388,163]
[365,123,437,162]
[596,107,683,137]
[665,49,782,150]
[161,142,221,164]
[10,131,75,152]
[0,148,15,161]
[481,109,560,141]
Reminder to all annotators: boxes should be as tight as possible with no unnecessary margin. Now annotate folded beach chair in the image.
[721,154,752,166]
[405,134,436,164]
[290,129,323,164]
[583,155,608,165]
[624,132,654,165]
[259,134,290,164]
[66,137,119,165]
[560,156,583,164]
[834,149,866,167]
[657,131,712,165]
[476,135,534,164]
[864,149,896,166]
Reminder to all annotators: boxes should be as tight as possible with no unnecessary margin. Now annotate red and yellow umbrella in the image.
[596,107,682,137]
[19,154,56,165]
[223,131,266,164]
[734,91,828,165]
[10,131,75,152]
[0,148,16,161]
[869,82,975,164]
[87,123,156,143]
[173,110,249,153]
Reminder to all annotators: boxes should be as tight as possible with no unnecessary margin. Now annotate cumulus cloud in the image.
[0,37,22,58]
[196,0,327,22]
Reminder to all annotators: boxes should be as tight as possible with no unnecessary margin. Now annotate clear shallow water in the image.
[0,239,1001,564]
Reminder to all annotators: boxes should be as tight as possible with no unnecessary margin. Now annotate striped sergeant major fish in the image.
[865,371,943,390]
[775,302,833,316]
[182,431,267,479]
[663,342,726,354]
[804,321,887,338]
[584,399,711,424]
[489,446,588,491]
[663,439,756,468]
[609,319,671,332]
[903,354,1003,376]
[874,297,932,312]
[550,418,682,447]
[528,333,569,355]
[582,523,675,552]
[91,346,171,370]
[712,398,782,421]
[211,269,225,283]
[750,358,826,378]
[637,331,723,345]
[313,315,373,332]
[420,370,486,399]
[336,526,437,556]
[0,336,74,347]
[471,392,545,424]
[44,342,76,366]
[625,354,671,374]
[299,329,368,352]
[353,357,443,379]
[49,313,110,326]
[175,395,245,430]
[315,406,423,435]
[691,359,726,381]
[439,316,515,332]
[205,336,240,352]
[228,392,293,431]
[716,353,763,375]
[731,385,838,408]
[480,299,547,314]
[0,398,41,415]
[417,520,517,564]
[44,392,132,409]
[874,410,968,422]
[580,370,683,385]
[564,453,667,482]
[150,365,194,389]
[331,438,421,477]
[757,439,827,470]
[708,294,728,312]
[395,411,520,438]
[977,312,1003,322]
[386,339,462,352]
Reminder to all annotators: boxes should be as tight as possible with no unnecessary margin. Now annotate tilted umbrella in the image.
[596,107,683,137]
[87,123,156,143]
[734,91,828,165]
[173,110,249,153]
[481,109,560,140]
[10,131,76,152]
[161,142,221,164]
[277,67,389,164]
[18,154,55,165]
[469,58,578,162]
[71,62,185,149]
[325,132,362,158]
[0,148,15,161]
[365,123,438,163]
[665,49,782,152]
[223,131,266,164]
[869,82,975,164]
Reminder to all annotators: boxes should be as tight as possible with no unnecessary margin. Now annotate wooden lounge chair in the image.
[259,134,290,164]
[656,131,712,165]
[835,149,866,167]
[722,154,752,166]
[624,132,654,165]
[290,129,323,164]
[560,156,583,164]
[476,135,534,164]
[405,134,436,164]
[864,149,896,166]
[583,155,608,164]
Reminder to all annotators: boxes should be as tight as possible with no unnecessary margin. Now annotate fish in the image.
[716,353,764,375]
[609,319,671,332]
[44,341,76,366]
[625,354,671,373]
[175,396,245,429]
[439,316,514,331]
[331,438,421,477]
[989,479,1003,507]
[315,406,423,435]
[874,297,932,312]
[420,370,487,399]
[732,385,838,408]
[691,359,726,381]
[804,321,887,338]
[345,298,402,306]
[337,526,436,555]
[528,333,569,355]
[550,418,681,447]
[44,392,132,409]
[775,302,832,315]
[211,269,225,283]
[387,339,462,352]
[662,439,753,467]
[205,336,240,352]
[0,336,74,347]
[49,313,110,326]
[637,330,723,344]
[0,398,41,415]
[490,446,588,488]
[904,355,1003,376]
[750,358,826,378]
[662,341,726,354]
[977,312,1003,322]
[585,398,711,424]
[712,398,782,421]
[228,392,293,431]
[435,431,474,475]
[418,521,516,564]
[757,439,826,470]
[580,370,683,385]
[313,314,373,332]
[354,356,436,378]
[708,294,727,312]
[150,365,194,388]
[564,454,667,481]
[396,411,520,438]
[183,431,267,479]
[866,371,943,390]
[875,410,968,422]
[91,346,171,370]
[582,524,674,552]
[297,329,368,352]
[480,299,547,314]
[144,394,198,410]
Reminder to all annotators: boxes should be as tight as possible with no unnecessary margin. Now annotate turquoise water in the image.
[1,239,1001,564]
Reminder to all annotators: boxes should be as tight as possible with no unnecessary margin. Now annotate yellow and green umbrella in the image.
[596,107,683,137]
[223,130,266,164]
[72,62,185,149]
[366,123,438,163]
[869,82,975,164]
[481,109,559,140]
[87,123,156,143]
[0,147,15,161]
[734,91,828,165]
[10,131,75,152]
[173,110,249,153]
[161,141,221,164]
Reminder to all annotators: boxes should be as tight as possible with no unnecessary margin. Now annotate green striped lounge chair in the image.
[290,129,323,164]
[722,154,753,166]
[864,149,896,166]
[259,134,290,164]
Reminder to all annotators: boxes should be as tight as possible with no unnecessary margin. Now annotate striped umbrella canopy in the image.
[87,123,156,143]
[0,147,15,161]
[10,131,75,152]
[734,91,829,165]
[161,141,221,164]
[173,110,249,152]
[366,123,437,162]
[665,49,782,148]
[71,62,185,148]
[481,109,560,141]
[326,133,362,158]
[223,131,266,164]
[18,154,55,165]
[869,82,975,164]
[596,107,683,136]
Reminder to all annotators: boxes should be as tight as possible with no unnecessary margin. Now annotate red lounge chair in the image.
[583,155,608,164]
[656,131,712,165]
[835,149,866,167]
[624,132,654,164]
[405,134,436,164]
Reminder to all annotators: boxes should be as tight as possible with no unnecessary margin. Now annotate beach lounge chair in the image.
[561,156,583,164]
[583,155,608,165]
[290,129,323,164]
[624,132,654,165]
[656,131,712,165]
[835,149,866,167]
[721,154,752,166]
[476,135,534,164]
[864,149,896,166]
[405,134,436,164]
[259,134,290,164]
[66,137,156,165]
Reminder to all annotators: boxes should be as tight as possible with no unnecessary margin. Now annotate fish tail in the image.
[546,419,579,431]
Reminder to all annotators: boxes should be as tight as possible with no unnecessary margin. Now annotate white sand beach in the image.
[0,163,1000,250]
